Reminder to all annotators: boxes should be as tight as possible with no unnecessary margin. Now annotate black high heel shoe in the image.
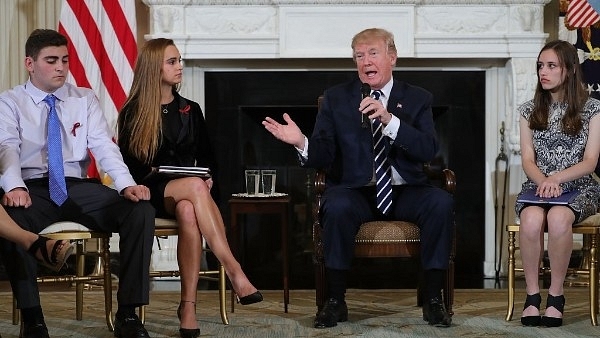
[177,301,200,338]
[520,293,541,326]
[236,290,263,305]
[541,294,565,327]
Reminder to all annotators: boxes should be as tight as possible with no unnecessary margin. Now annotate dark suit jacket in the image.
[305,78,438,187]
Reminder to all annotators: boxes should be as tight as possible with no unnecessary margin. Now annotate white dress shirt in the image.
[0,80,136,193]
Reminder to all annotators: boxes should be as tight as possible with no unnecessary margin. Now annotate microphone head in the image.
[361,83,371,98]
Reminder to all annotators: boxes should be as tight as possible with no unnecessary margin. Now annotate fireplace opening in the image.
[205,70,485,289]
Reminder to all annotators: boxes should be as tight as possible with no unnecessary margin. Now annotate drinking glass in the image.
[244,170,260,195]
[261,169,277,195]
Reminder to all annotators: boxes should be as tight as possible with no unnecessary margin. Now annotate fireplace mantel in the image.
[142,0,552,278]
[143,0,548,61]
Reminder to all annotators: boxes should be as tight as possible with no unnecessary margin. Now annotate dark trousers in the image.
[320,184,454,271]
[0,178,155,309]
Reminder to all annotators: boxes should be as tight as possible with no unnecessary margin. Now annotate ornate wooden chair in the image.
[139,217,229,325]
[12,221,114,332]
[312,165,457,314]
[505,214,600,325]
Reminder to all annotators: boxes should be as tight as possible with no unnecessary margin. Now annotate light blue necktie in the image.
[371,90,392,215]
[43,94,68,206]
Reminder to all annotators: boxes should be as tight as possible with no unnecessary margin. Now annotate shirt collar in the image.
[376,78,394,99]
[24,79,66,104]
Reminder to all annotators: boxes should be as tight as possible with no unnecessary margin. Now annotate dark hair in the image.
[529,40,587,135]
[25,29,68,60]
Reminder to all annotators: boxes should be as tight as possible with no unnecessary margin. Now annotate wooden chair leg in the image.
[445,221,457,315]
[313,222,326,312]
[445,258,455,315]
[505,229,516,321]
[314,258,326,312]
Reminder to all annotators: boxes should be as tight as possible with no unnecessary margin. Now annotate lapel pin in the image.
[397,103,402,108]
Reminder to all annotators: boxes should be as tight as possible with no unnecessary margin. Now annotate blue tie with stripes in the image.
[43,94,68,206]
[371,90,393,215]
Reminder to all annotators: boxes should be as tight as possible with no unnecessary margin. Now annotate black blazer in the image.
[305,78,438,187]
[118,92,218,188]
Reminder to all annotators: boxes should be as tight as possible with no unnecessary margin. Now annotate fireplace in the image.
[202,70,485,280]
[142,0,552,280]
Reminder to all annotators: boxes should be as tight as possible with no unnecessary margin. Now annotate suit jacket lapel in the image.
[177,110,190,144]
[387,79,406,118]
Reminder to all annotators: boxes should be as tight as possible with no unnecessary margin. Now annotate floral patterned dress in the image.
[515,98,600,222]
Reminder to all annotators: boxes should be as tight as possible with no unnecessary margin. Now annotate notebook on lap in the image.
[516,189,580,205]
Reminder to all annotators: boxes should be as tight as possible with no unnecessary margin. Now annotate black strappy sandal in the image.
[520,293,542,326]
[541,294,565,327]
[27,236,74,272]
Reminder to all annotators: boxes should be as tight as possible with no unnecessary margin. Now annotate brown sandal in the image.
[27,236,75,272]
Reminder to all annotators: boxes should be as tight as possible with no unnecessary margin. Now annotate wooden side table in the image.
[229,195,291,312]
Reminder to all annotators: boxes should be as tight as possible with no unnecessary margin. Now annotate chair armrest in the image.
[314,169,327,196]
[424,163,456,195]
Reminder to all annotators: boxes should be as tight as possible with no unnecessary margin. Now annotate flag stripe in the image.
[59,0,137,177]
[567,0,600,27]
[57,23,92,89]
[102,0,137,69]
[65,0,127,112]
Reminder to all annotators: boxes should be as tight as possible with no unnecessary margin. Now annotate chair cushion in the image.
[356,221,420,243]
[155,217,178,228]
[575,213,600,227]
[354,221,421,257]
[40,221,92,234]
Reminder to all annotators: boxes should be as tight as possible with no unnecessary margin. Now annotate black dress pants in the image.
[0,178,155,309]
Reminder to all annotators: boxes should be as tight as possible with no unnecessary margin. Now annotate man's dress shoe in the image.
[314,297,348,328]
[422,297,452,327]
[114,313,150,338]
[22,321,50,338]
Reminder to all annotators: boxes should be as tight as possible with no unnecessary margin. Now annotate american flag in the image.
[58,0,137,177]
[567,0,600,28]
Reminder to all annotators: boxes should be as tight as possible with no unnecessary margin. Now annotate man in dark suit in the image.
[263,28,454,328]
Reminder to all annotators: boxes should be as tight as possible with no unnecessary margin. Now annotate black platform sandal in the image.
[541,294,565,327]
[27,236,74,272]
[520,293,541,326]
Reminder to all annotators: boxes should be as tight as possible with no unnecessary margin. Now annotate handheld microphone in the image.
[360,83,371,128]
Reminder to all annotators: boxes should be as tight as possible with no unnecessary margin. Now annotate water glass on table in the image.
[261,169,277,195]
[245,170,260,195]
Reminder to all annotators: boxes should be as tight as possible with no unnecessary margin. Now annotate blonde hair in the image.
[351,28,397,61]
[118,38,177,164]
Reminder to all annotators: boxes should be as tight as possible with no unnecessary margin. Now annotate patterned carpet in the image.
[0,287,597,337]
